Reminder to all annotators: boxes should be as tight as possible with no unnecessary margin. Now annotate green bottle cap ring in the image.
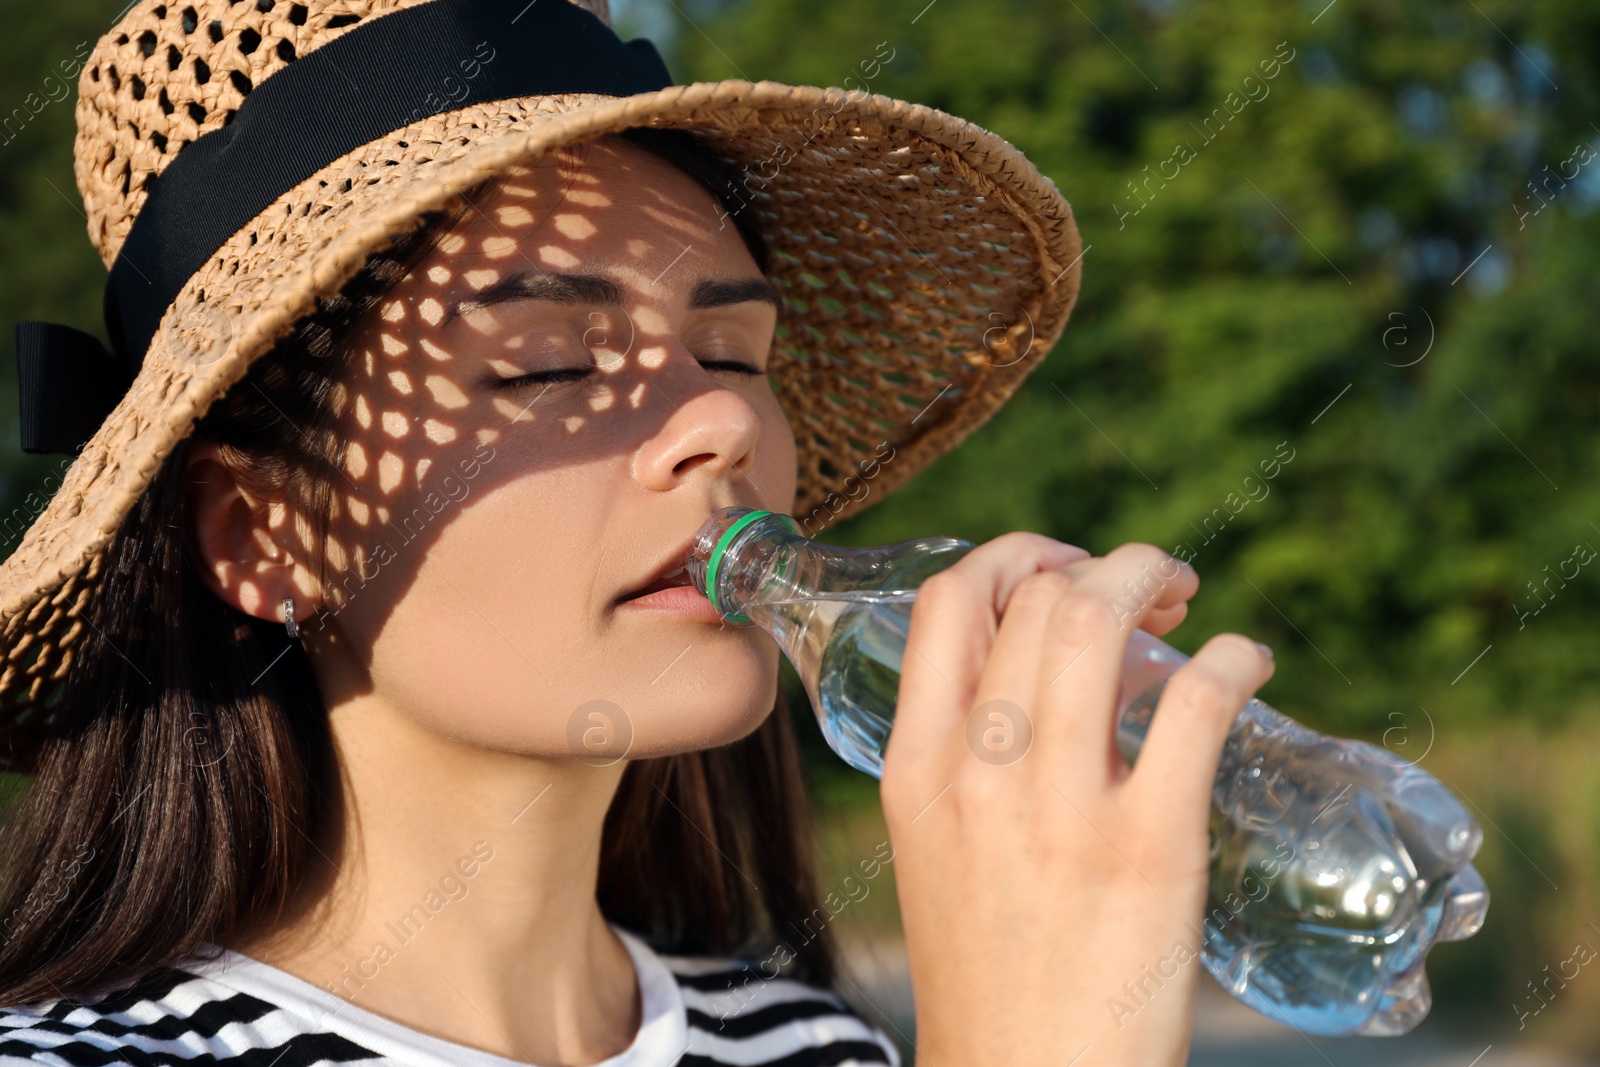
[706,509,800,624]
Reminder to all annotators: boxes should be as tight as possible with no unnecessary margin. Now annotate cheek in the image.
[757,391,800,513]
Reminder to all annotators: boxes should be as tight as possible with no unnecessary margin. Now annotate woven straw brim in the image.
[0,80,1082,748]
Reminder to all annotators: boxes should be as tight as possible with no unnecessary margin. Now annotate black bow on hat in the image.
[14,0,673,455]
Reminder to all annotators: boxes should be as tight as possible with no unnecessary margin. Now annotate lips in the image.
[610,522,735,624]
[617,562,693,601]
[615,534,699,603]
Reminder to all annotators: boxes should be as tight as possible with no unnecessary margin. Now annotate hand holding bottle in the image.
[878,535,1275,1067]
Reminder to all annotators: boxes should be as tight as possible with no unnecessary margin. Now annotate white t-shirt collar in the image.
[183,922,689,1067]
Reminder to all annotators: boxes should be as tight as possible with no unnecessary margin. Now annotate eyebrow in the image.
[689,279,783,311]
[442,270,781,326]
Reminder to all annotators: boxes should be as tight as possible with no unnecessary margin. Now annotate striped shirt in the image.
[0,924,901,1066]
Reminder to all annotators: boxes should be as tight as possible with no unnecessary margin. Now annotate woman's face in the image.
[294,136,795,760]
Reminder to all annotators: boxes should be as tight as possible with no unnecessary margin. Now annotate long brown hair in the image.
[0,128,839,1004]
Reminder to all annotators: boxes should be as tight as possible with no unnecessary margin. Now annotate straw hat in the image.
[0,0,1082,746]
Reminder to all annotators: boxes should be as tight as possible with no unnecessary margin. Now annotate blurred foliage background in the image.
[4,0,1600,1053]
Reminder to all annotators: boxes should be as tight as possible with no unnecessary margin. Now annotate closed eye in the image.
[699,359,765,376]
[492,359,764,391]
[492,368,591,391]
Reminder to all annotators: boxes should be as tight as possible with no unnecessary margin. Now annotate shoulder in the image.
[657,950,903,1067]
[0,964,380,1066]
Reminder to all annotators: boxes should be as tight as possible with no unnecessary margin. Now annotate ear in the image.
[183,439,321,628]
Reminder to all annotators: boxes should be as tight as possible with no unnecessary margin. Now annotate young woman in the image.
[0,1,1274,1065]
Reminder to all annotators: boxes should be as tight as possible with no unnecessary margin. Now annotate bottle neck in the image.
[688,508,805,625]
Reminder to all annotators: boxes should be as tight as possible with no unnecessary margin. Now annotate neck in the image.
[226,690,640,1064]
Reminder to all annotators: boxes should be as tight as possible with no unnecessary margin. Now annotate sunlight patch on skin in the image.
[538,244,581,269]
[566,188,612,208]
[415,457,432,485]
[325,537,348,573]
[380,299,405,323]
[378,451,404,494]
[553,213,597,240]
[427,265,451,284]
[423,418,458,444]
[462,308,501,335]
[345,441,369,479]
[587,385,615,411]
[237,581,269,617]
[495,205,535,226]
[354,394,372,429]
[437,232,467,254]
[493,395,534,422]
[464,268,501,290]
[387,370,414,395]
[625,238,650,258]
[419,338,453,362]
[631,307,667,334]
[563,415,585,434]
[250,525,278,562]
[381,333,407,356]
[482,235,518,260]
[639,201,707,229]
[296,511,320,556]
[627,381,647,409]
[348,497,369,526]
[418,297,445,325]
[600,261,661,298]
[637,345,668,370]
[346,546,373,586]
[424,375,469,409]
[286,507,318,555]
[382,411,409,438]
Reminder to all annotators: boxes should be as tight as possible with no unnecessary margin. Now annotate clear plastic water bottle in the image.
[686,506,1490,1037]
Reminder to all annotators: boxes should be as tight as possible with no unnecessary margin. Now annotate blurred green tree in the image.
[650,0,1600,740]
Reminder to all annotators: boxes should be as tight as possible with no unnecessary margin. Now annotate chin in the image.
[621,684,779,759]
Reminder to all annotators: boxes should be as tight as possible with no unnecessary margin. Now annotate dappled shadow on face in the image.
[282,134,788,674]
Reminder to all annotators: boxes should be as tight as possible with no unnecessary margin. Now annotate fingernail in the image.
[1256,641,1274,659]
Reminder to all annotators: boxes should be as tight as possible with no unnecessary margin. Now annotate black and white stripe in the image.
[665,954,900,1067]
[0,929,900,1067]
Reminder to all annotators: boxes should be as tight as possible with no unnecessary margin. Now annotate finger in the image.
[882,532,1089,807]
[1125,632,1275,830]
[1141,600,1189,637]
[1056,551,1199,629]
[1022,551,1196,613]
[957,565,1073,770]
[1024,543,1198,788]
[952,551,1192,776]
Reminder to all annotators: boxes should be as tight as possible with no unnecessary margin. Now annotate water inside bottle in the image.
[1128,681,1456,1032]
[765,588,914,779]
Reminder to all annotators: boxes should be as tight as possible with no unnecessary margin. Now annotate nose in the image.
[631,357,763,495]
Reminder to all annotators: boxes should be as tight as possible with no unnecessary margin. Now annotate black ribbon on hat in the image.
[15,0,674,454]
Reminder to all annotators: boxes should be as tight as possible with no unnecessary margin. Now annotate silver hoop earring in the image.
[283,597,299,638]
